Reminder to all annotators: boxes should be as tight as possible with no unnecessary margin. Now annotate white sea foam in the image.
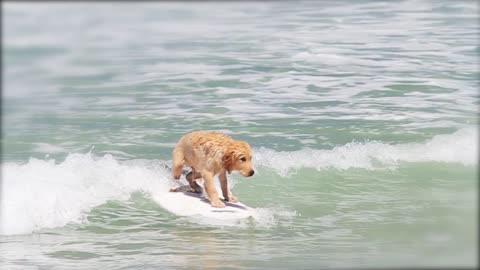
[32,143,67,154]
[254,127,478,176]
[0,153,169,236]
[183,206,298,228]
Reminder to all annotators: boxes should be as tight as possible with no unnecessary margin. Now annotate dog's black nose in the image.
[249,170,255,176]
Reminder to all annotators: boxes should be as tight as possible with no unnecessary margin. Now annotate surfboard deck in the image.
[153,185,254,219]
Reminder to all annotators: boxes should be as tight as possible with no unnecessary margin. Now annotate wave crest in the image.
[0,153,170,235]
[254,127,478,176]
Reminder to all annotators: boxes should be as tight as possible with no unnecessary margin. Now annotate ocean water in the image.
[1,1,478,269]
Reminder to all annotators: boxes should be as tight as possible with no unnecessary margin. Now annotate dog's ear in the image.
[222,150,236,174]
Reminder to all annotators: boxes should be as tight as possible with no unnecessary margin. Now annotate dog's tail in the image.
[160,163,188,177]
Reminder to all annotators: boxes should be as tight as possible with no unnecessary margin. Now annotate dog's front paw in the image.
[211,200,226,208]
[226,194,238,203]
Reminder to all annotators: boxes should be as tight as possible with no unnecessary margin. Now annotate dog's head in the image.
[222,140,255,177]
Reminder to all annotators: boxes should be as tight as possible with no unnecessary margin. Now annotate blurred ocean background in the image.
[1,1,478,269]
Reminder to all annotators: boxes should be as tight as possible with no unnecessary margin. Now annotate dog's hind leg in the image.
[172,147,185,180]
[186,170,203,193]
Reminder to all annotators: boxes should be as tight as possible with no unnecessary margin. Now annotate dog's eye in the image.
[240,157,246,162]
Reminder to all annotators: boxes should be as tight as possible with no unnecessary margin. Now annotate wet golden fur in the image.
[170,131,254,208]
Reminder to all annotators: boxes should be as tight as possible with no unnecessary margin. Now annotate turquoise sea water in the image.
[1,1,478,269]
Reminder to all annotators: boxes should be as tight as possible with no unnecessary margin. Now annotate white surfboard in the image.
[152,185,254,220]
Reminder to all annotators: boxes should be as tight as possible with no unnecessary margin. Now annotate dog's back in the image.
[172,131,232,178]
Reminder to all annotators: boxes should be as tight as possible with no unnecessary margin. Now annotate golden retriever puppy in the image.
[170,131,255,208]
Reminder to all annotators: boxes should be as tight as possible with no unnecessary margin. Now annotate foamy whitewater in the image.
[1,1,478,269]
[256,127,478,175]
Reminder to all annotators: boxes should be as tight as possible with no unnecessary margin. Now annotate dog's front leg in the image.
[219,170,238,203]
[202,171,225,208]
